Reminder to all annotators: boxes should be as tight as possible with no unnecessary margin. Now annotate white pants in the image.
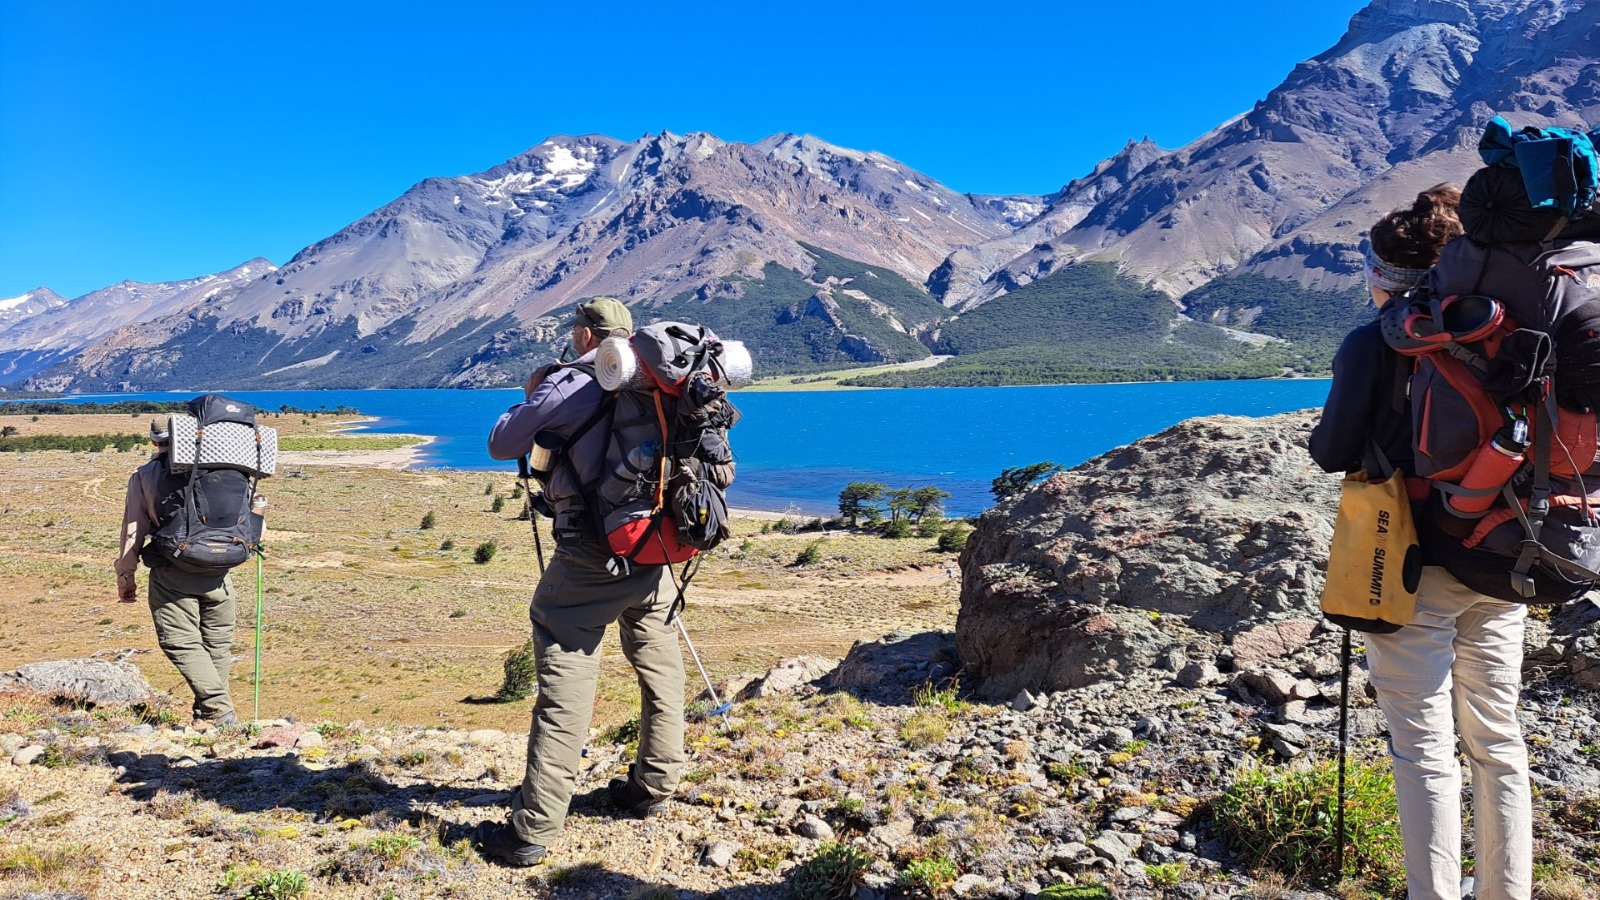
[1365,567,1532,900]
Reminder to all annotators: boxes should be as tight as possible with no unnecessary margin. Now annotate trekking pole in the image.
[1335,628,1352,881]
[675,615,732,729]
[254,549,264,723]
[518,456,546,574]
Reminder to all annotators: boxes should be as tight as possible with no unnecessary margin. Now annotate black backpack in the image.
[144,394,266,574]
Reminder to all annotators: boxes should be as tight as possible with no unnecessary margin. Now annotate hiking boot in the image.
[608,775,667,818]
[471,821,547,867]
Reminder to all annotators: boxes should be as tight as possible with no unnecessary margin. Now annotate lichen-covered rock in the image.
[0,658,157,707]
[957,412,1337,698]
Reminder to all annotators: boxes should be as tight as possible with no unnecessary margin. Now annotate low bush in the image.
[936,524,971,552]
[496,639,536,702]
[473,540,498,564]
[882,518,913,539]
[898,854,958,896]
[795,540,824,566]
[1212,759,1403,894]
[788,842,875,899]
[419,511,436,530]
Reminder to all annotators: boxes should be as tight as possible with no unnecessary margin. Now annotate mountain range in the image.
[5,0,1597,392]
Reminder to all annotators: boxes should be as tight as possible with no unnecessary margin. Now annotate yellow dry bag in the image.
[1320,469,1422,633]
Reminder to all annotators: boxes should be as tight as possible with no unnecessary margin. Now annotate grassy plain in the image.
[741,355,952,392]
[0,415,961,732]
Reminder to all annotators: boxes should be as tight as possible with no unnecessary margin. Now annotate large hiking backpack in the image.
[144,394,271,574]
[558,322,744,569]
[1378,118,1600,603]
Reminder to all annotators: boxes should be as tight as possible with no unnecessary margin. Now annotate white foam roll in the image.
[717,340,754,389]
[595,335,649,391]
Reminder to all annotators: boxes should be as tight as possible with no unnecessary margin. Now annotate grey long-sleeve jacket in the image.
[487,352,613,520]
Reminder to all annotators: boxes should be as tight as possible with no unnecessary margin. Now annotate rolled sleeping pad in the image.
[715,340,754,389]
[595,336,651,392]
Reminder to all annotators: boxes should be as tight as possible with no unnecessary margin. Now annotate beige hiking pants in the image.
[1365,566,1531,900]
[510,540,686,847]
[148,567,237,722]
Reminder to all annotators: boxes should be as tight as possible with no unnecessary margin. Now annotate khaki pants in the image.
[510,541,686,847]
[148,566,237,721]
[1365,566,1532,900]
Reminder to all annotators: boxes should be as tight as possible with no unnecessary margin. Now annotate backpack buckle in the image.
[606,556,632,577]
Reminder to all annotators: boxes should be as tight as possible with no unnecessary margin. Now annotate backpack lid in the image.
[631,322,720,396]
[1478,116,1600,222]
[188,393,257,427]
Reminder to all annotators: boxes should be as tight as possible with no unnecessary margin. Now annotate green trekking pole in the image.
[254,550,263,722]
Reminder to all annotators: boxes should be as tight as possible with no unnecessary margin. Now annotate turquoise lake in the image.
[53,381,1334,516]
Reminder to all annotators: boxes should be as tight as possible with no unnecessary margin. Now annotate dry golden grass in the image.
[0,421,961,732]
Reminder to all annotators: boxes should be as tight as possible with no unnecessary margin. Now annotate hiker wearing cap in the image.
[1310,185,1532,900]
[475,296,687,867]
[114,420,239,729]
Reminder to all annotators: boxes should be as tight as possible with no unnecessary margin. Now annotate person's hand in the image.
[117,574,136,604]
[524,363,557,401]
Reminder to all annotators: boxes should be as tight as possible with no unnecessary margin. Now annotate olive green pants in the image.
[509,541,686,847]
[148,567,237,721]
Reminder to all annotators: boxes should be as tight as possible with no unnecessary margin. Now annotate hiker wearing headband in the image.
[477,296,689,868]
[1311,184,1533,900]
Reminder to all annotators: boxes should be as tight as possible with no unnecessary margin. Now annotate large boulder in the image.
[0,658,158,707]
[957,411,1339,698]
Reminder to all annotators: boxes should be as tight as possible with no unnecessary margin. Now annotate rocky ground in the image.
[3,616,1598,899]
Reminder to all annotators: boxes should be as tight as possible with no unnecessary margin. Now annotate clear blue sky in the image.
[0,0,1368,300]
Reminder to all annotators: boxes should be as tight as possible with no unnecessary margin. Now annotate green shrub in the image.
[789,842,875,899]
[245,868,309,899]
[882,518,913,539]
[936,524,970,552]
[495,639,536,702]
[490,495,506,513]
[511,483,524,499]
[439,539,454,551]
[419,511,435,530]
[1038,886,1112,900]
[473,540,498,564]
[898,854,958,896]
[484,481,495,496]
[1212,759,1403,893]
[796,539,824,566]
[914,515,946,538]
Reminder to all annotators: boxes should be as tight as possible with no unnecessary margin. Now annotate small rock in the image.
[1234,668,1300,704]
[1011,690,1036,713]
[255,724,308,750]
[1231,619,1320,668]
[1109,806,1149,824]
[1262,723,1309,746]
[1088,830,1141,865]
[463,793,506,808]
[467,729,506,745]
[795,815,834,841]
[293,731,324,750]
[699,841,738,868]
[741,656,837,699]
[953,874,999,896]
[1176,662,1218,688]
[12,746,46,767]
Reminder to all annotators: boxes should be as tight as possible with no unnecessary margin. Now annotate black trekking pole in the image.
[517,455,546,574]
[1335,628,1352,882]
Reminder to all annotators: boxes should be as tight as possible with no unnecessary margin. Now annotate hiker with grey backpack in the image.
[1312,117,1600,899]
[476,297,749,867]
[115,394,274,730]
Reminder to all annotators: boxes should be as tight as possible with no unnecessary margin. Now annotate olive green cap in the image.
[574,297,632,335]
